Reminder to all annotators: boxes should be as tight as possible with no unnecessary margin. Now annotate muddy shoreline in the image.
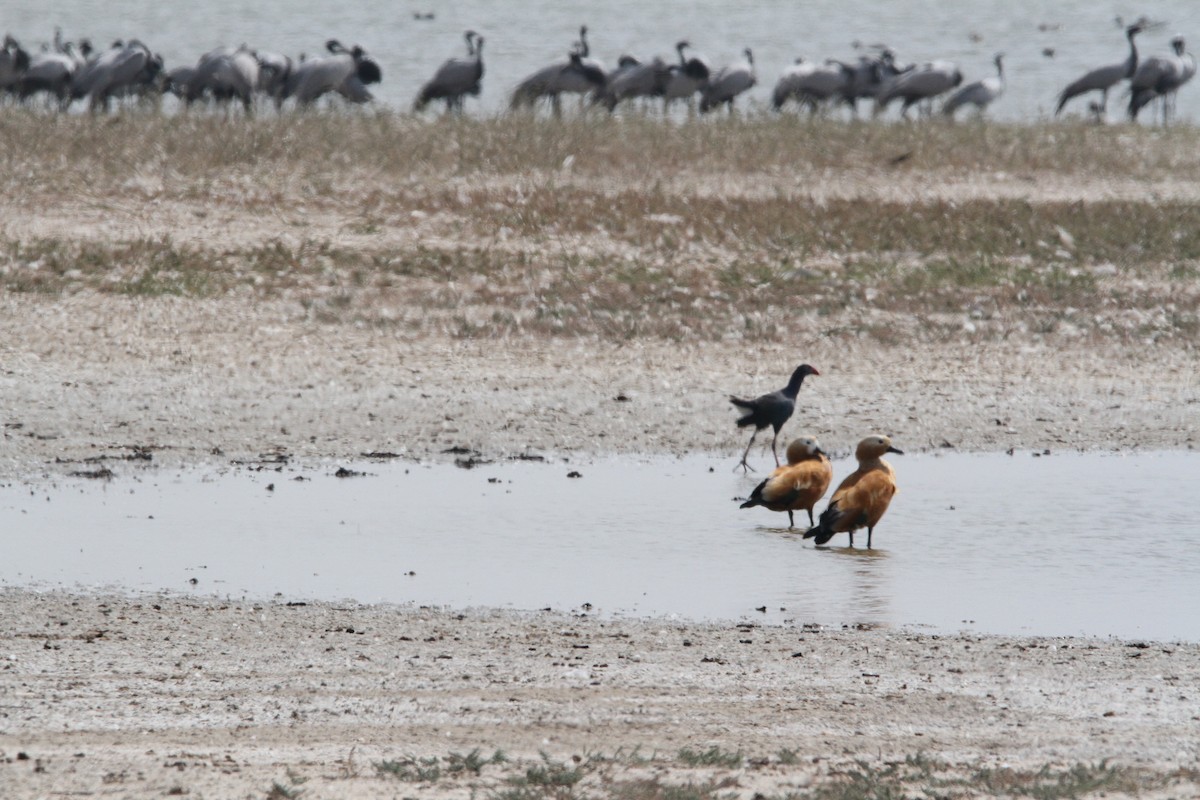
[3,293,1197,484]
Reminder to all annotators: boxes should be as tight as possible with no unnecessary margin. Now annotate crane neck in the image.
[1126,35,1139,77]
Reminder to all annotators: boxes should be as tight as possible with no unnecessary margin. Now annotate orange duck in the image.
[739,436,833,528]
[803,435,902,548]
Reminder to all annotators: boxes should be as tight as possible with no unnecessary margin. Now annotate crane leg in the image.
[770,431,782,467]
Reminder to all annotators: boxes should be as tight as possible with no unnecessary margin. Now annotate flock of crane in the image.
[0,32,382,112]
[0,21,1194,122]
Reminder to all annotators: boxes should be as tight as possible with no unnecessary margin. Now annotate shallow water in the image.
[1,1,1198,121]
[3,451,1197,641]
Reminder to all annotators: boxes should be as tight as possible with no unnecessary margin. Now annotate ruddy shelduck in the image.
[803,434,902,549]
[739,436,833,528]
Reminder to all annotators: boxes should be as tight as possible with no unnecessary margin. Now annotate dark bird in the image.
[729,364,819,472]
[284,39,381,107]
[739,436,834,527]
[0,35,32,93]
[1055,24,1141,117]
[874,59,963,118]
[1128,35,1195,123]
[700,47,756,113]
[663,40,710,109]
[942,52,1004,118]
[510,26,607,114]
[414,30,484,113]
[803,435,902,549]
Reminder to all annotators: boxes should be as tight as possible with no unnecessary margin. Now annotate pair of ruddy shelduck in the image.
[739,434,902,548]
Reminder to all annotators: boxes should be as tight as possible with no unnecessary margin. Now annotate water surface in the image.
[3,451,1197,641]
[1,1,1197,121]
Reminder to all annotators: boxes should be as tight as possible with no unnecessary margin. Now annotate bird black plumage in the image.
[729,364,819,472]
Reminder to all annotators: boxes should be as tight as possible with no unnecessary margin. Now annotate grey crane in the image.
[20,52,75,105]
[772,57,848,112]
[510,27,607,114]
[255,50,293,107]
[594,54,641,108]
[830,49,907,115]
[700,47,756,113]
[71,39,162,112]
[285,39,381,107]
[1,35,31,93]
[574,25,607,86]
[1129,35,1196,123]
[18,31,86,106]
[414,30,484,113]
[1055,24,1141,116]
[510,51,607,113]
[662,40,709,110]
[599,54,671,111]
[161,64,197,100]
[874,59,962,117]
[183,45,261,112]
[942,52,1005,118]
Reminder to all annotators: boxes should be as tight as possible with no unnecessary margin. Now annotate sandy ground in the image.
[3,144,1200,798]
[2,292,1198,481]
[1,592,1198,800]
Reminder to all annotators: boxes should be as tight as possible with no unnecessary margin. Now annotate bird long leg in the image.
[867,527,873,549]
[770,431,782,466]
[1099,87,1108,113]
[736,430,759,472]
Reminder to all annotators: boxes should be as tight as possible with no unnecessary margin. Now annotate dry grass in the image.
[3,112,1198,345]
[6,111,1200,187]
[362,747,1187,800]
